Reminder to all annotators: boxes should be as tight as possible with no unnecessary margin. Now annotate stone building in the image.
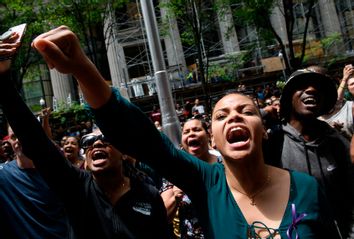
[26,0,354,109]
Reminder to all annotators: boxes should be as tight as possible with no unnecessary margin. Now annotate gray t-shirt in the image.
[320,100,353,139]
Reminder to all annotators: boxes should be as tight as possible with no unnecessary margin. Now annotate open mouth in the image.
[227,127,250,144]
[188,139,201,147]
[92,150,108,161]
[302,96,317,105]
[64,148,74,153]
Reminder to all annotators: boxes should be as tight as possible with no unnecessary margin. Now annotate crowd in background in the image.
[0,26,353,239]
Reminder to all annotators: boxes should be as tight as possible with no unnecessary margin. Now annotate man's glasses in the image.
[80,134,110,151]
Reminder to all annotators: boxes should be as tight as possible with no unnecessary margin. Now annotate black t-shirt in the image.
[67,173,169,239]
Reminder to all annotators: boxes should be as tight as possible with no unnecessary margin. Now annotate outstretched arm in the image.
[32,26,211,197]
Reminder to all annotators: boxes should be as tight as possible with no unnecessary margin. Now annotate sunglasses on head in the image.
[80,134,110,150]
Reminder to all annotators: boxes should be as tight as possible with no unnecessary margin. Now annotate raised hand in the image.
[32,25,111,109]
[32,26,91,76]
[40,107,52,119]
[342,64,354,82]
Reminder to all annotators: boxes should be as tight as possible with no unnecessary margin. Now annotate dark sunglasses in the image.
[80,134,110,150]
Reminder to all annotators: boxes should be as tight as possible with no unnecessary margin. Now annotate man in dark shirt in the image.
[0,31,168,239]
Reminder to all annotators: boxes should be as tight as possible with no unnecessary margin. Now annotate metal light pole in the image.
[140,0,181,146]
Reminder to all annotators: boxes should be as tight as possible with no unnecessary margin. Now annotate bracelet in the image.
[339,84,347,89]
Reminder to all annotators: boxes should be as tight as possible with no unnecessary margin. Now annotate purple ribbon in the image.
[286,204,307,239]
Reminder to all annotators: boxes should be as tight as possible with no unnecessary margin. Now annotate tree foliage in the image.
[49,102,91,141]
[160,0,220,112]
[231,0,317,72]
[0,0,127,90]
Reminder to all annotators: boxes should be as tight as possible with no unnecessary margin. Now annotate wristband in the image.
[339,84,347,89]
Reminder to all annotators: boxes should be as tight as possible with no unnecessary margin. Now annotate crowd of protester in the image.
[0,25,353,239]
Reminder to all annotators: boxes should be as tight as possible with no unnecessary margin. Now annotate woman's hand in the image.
[40,107,52,120]
[342,64,354,83]
[161,186,184,222]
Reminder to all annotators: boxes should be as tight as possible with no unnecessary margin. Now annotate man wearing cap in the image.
[264,68,354,238]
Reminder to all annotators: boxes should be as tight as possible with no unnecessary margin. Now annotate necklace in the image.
[233,174,271,206]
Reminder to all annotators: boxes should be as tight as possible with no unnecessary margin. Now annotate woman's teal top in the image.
[91,89,336,239]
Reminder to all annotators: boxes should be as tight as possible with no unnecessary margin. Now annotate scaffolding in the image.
[291,1,354,58]
[109,0,354,99]
[336,0,354,54]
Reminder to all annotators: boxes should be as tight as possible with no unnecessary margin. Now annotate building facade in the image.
[25,0,354,109]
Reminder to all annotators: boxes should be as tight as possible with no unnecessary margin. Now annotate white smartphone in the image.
[0,30,13,41]
[8,23,27,43]
[0,23,27,61]
[0,23,27,42]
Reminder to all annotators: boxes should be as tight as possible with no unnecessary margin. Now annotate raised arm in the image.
[0,32,85,203]
[337,65,354,102]
[40,107,53,139]
[32,26,212,196]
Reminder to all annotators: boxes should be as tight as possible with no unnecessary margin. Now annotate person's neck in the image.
[94,171,130,205]
[16,153,35,169]
[288,117,319,142]
[199,151,218,164]
[224,155,268,196]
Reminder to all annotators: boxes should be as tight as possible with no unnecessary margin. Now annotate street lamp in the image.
[278,51,287,81]
[39,97,46,109]
[278,51,283,58]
